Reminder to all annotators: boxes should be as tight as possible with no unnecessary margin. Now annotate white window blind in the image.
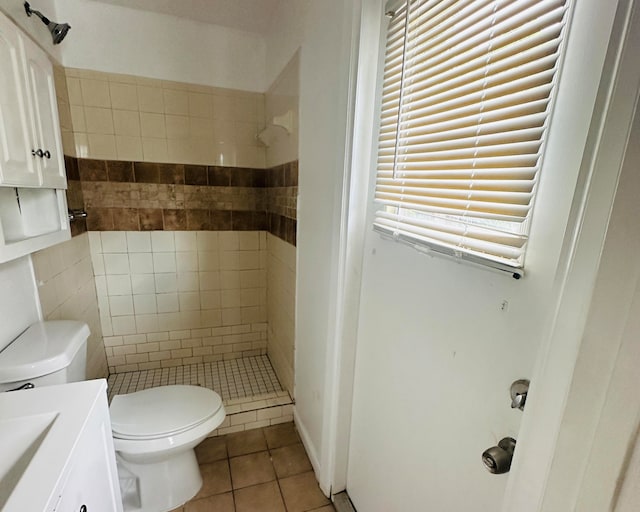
[374,0,570,274]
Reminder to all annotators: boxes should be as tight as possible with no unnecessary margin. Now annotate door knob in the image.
[482,437,516,474]
[31,148,44,157]
[510,379,529,410]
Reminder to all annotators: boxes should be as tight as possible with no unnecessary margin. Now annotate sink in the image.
[0,412,58,509]
[0,380,117,512]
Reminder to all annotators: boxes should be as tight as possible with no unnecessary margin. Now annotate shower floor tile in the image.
[106,355,284,403]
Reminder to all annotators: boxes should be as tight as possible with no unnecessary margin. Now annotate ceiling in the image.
[88,0,282,34]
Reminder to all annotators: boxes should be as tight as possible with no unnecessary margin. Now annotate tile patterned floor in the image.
[170,422,336,512]
[106,355,282,402]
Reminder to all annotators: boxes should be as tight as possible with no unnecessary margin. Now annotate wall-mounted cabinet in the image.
[0,10,69,263]
[0,11,65,189]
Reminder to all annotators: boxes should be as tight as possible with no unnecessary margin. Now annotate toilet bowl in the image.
[0,321,226,512]
[111,385,226,512]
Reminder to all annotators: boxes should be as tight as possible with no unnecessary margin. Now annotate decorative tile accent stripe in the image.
[265,161,297,246]
[64,156,298,246]
[267,214,296,246]
[76,158,268,187]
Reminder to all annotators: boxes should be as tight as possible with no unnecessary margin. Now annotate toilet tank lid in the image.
[0,321,90,383]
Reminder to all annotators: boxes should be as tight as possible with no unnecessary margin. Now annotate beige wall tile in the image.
[140,112,167,138]
[116,136,144,161]
[142,137,168,162]
[189,92,214,118]
[88,134,117,159]
[212,95,235,120]
[113,110,141,136]
[235,122,259,148]
[167,139,192,163]
[191,138,216,164]
[190,117,215,138]
[85,107,114,134]
[90,231,272,370]
[66,77,83,105]
[61,68,267,167]
[74,133,90,158]
[166,115,190,139]
[32,234,108,380]
[237,146,265,168]
[65,67,82,78]
[70,105,86,132]
[212,120,235,144]
[138,85,165,113]
[62,132,76,157]
[163,89,189,115]
[107,72,138,85]
[110,82,138,111]
[162,80,190,91]
[58,102,72,132]
[76,69,105,80]
[81,79,111,108]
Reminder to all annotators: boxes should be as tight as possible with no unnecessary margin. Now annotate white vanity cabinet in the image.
[0,9,70,264]
[0,380,123,512]
[0,11,39,187]
[0,9,65,189]
[49,392,122,512]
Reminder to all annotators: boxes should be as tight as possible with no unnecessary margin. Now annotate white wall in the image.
[264,0,357,486]
[264,51,299,168]
[295,0,357,487]
[344,0,622,511]
[52,0,266,92]
[264,0,306,89]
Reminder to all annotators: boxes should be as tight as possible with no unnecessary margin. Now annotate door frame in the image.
[501,0,640,510]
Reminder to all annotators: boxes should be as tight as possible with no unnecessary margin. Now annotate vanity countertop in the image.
[0,379,109,511]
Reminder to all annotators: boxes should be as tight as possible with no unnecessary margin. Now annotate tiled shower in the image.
[32,55,300,435]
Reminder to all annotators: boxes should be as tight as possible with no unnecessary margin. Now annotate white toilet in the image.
[0,320,226,512]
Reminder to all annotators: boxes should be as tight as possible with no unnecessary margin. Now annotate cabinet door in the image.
[51,411,123,512]
[0,13,39,186]
[23,36,66,189]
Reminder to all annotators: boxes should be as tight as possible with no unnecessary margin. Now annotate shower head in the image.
[24,2,71,45]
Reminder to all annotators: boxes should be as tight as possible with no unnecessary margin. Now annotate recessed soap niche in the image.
[0,187,69,263]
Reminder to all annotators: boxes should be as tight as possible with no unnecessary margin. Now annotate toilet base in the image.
[116,449,203,512]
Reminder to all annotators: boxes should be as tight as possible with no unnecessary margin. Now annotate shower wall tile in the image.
[266,234,296,394]
[92,230,268,373]
[62,67,266,168]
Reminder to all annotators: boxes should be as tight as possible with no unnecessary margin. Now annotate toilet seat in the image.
[110,385,223,440]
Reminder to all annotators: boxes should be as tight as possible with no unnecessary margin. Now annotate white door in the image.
[341,0,622,510]
[23,35,66,189]
[0,13,38,187]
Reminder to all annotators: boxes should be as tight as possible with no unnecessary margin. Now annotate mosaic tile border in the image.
[64,156,298,246]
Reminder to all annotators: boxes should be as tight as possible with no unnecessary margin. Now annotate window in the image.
[374,0,570,274]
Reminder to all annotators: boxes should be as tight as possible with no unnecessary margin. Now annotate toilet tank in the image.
[0,321,89,391]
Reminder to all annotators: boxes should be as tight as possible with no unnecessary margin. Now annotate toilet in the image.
[0,320,226,512]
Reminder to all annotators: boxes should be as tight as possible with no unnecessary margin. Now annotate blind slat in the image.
[374,0,568,269]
